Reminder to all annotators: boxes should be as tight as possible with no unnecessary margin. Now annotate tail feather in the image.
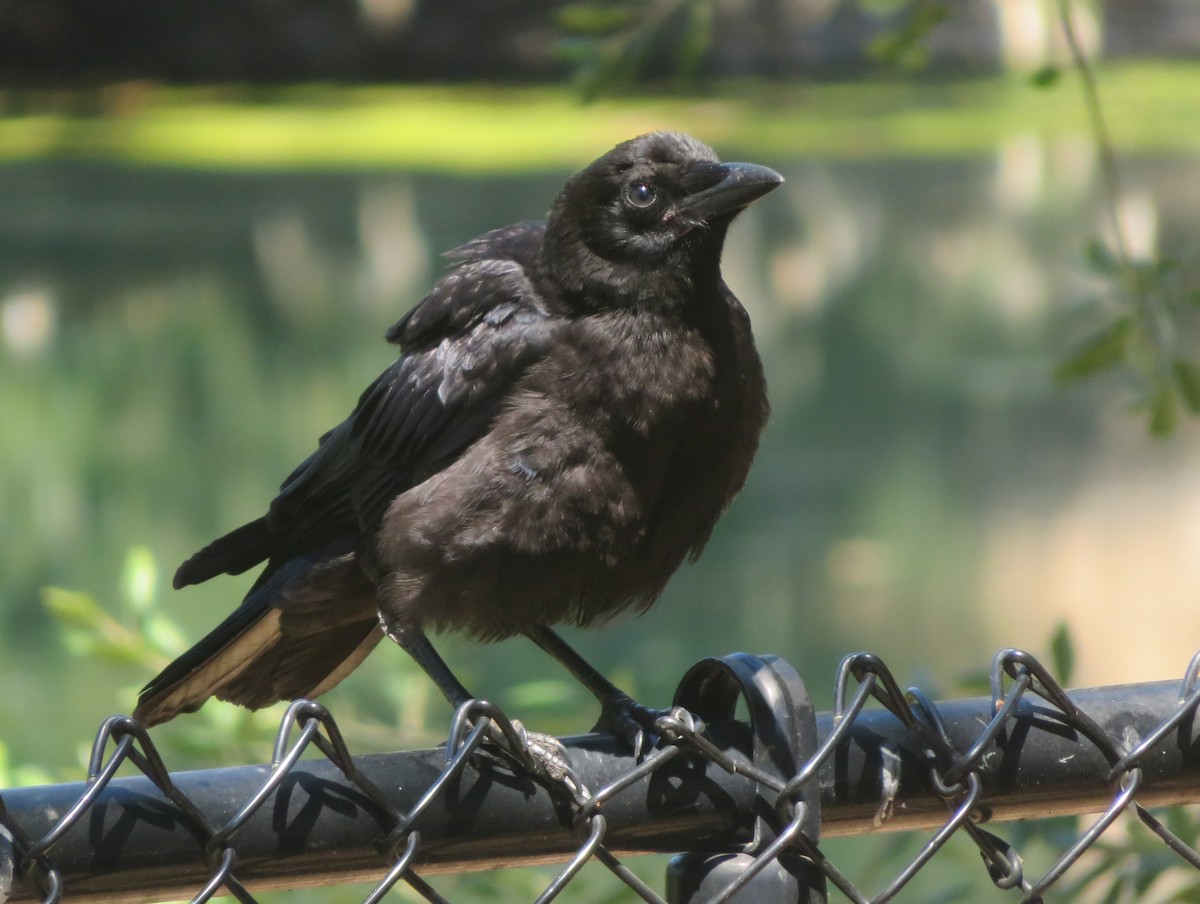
[174,517,274,589]
[133,602,282,726]
[216,621,382,709]
[136,551,381,727]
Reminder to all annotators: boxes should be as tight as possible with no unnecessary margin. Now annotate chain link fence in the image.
[2,646,1199,903]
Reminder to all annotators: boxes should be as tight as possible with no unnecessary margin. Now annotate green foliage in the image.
[41,546,289,764]
[556,4,638,34]
[1041,0,1200,436]
[8,66,1200,169]
[1056,242,1200,437]
[556,0,714,100]
[868,1,951,71]
[41,546,186,669]
[1038,807,1200,902]
[1029,65,1062,89]
[1055,314,1133,384]
[559,0,956,98]
[1174,358,1200,413]
[1048,622,1075,687]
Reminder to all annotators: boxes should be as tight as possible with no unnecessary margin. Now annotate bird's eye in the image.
[625,181,657,208]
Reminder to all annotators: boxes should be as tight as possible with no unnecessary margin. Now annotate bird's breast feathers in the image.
[378,297,761,558]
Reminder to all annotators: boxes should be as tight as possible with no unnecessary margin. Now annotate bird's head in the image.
[545,131,783,309]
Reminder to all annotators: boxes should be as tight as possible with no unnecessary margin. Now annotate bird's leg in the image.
[525,625,665,758]
[386,624,474,708]
[384,625,573,786]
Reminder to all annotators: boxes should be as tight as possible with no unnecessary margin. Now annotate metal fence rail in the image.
[2,647,1199,903]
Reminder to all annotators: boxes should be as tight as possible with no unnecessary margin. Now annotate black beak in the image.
[676,161,784,222]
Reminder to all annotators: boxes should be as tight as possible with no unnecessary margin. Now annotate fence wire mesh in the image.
[2,646,1200,904]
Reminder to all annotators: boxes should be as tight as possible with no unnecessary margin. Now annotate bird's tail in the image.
[134,554,382,727]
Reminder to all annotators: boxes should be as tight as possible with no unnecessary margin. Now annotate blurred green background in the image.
[3,0,1200,900]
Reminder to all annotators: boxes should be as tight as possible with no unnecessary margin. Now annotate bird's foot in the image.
[593,692,672,760]
[481,717,585,801]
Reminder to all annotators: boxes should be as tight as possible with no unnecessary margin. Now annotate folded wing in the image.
[135,228,562,724]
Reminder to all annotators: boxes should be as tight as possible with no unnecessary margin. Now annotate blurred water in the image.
[2,146,1199,771]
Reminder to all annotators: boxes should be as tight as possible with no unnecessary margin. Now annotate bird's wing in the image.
[174,243,560,590]
[136,240,561,725]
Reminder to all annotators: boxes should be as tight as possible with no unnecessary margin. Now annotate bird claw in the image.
[481,717,584,800]
[593,693,668,759]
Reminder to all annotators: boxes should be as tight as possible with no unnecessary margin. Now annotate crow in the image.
[134,131,781,748]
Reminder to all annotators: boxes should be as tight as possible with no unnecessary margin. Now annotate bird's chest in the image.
[511,307,758,523]
[550,310,731,450]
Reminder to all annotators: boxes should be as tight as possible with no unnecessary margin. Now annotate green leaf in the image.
[675,2,713,82]
[556,3,637,35]
[1084,237,1120,275]
[1174,359,1200,413]
[1054,315,1132,384]
[142,613,188,657]
[868,3,951,70]
[1149,381,1178,437]
[1097,878,1126,904]
[554,36,598,64]
[953,668,991,696]
[42,585,162,665]
[120,545,158,616]
[1154,255,1178,278]
[1166,803,1200,839]
[1049,622,1074,686]
[42,586,108,629]
[1029,65,1061,89]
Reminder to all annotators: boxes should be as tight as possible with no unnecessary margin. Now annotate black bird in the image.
[135,132,781,744]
